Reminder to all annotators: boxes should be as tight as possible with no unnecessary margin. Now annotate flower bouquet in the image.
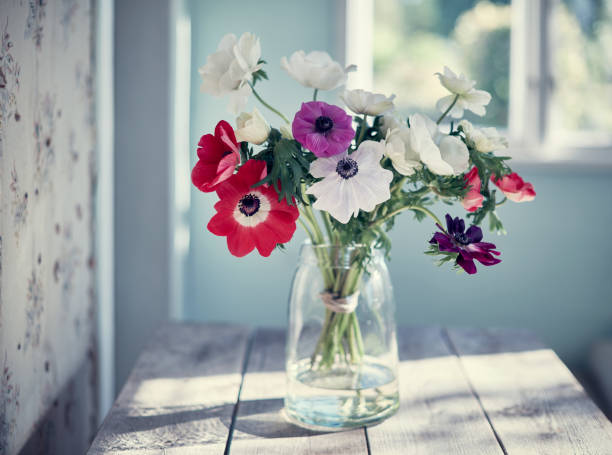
[192,32,535,429]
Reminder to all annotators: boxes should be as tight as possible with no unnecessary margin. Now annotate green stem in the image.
[347,320,358,363]
[248,82,290,124]
[311,309,332,366]
[300,183,325,244]
[496,197,508,207]
[356,115,368,145]
[297,216,314,241]
[390,176,408,195]
[370,205,444,230]
[351,312,365,356]
[313,88,318,101]
[436,94,459,125]
[321,211,335,245]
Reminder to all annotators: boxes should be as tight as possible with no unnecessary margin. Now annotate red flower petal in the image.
[206,160,298,258]
[491,172,536,203]
[227,225,257,257]
[462,167,484,212]
[192,121,241,193]
[215,120,240,154]
[207,212,237,236]
[252,223,281,257]
[197,134,224,159]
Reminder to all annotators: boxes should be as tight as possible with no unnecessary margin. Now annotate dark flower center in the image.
[336,157,359,179]
[315,115,334,133]
[238,193,260,217]
[453,232,470,245]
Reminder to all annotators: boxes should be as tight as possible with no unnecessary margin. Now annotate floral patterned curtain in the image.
[0,0,97,453]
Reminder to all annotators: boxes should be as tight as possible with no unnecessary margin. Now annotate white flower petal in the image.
[305,144,392,224]
[309,153,344,178]
[227,84,251,115]
[438,135,469,175]
[435,95,464,118]
[380,113,404,138]
[459,120,508,153]
[281,50,353,91]
[409,114,454,175]
[341,89,395,116]
[463,89,491,107]
[436,66,476,95]
[384,128,421,176]
[218,34,237,51]
[199,32,261,112]
[352,140,385,167]
[235,107,270,144]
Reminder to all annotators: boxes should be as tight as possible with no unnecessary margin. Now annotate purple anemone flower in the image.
[430,214,501,275]
[292,101,355,158]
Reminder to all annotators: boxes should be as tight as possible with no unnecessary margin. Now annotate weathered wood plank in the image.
[88,323,251,454]
[366,326,504,454]
[229,329,368,454]
[446,327,612,455]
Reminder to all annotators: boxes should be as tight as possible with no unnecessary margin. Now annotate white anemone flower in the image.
[280,50,356,91]
[199,33,263,114]
[437,135,470,175]
[384,127,421,176]
[386,114,469,176]
[435,66,491,118]
[421,113,469,175]
[235,107,270,145]
[407,114,455,176]
[340,89,396,116]
[458,120,508,153]
[306,141,392,224]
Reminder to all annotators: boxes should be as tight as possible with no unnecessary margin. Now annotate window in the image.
[373,0,511,128]
[548,0,612,145]
[349,0,612,161]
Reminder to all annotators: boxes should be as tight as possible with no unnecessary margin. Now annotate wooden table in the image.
[88,323,612,454]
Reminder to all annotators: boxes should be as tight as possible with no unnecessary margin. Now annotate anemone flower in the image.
[191,120,240,192]
[435,66,491,118]
[340,89,396,116]
[280,50,355,90]
[306,140,392,224]
[430,214,501,274]
[292,101,354,158]
[207,160,299,257]
[491,173,536,203]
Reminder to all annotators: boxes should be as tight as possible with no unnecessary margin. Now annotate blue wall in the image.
[185,0,612,371]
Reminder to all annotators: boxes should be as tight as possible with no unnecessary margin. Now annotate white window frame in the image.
[344,0,612,165]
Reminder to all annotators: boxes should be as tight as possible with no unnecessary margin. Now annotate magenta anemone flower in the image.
[292,101,355,157]
[430,214,501,274]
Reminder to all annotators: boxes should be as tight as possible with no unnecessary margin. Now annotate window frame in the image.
[344,0,612,164]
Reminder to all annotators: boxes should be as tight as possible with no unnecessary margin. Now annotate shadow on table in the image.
[109,398,323,438]
[233,397,325,438]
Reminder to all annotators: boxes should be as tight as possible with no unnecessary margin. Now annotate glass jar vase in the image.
[284,242,399,430]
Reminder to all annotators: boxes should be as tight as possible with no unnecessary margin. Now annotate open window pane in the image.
[548,0,612,143]
[373,0,512,127]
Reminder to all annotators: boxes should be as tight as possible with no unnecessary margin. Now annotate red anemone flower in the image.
[491,172,536,203]
[207,160,299,257]
[192,120,241,192]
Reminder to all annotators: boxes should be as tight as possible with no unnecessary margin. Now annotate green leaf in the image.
[252,137,313,205]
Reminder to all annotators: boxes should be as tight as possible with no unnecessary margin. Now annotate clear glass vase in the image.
[284,242,399,430]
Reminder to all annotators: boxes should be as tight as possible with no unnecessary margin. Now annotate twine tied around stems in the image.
[320,291,360,314]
